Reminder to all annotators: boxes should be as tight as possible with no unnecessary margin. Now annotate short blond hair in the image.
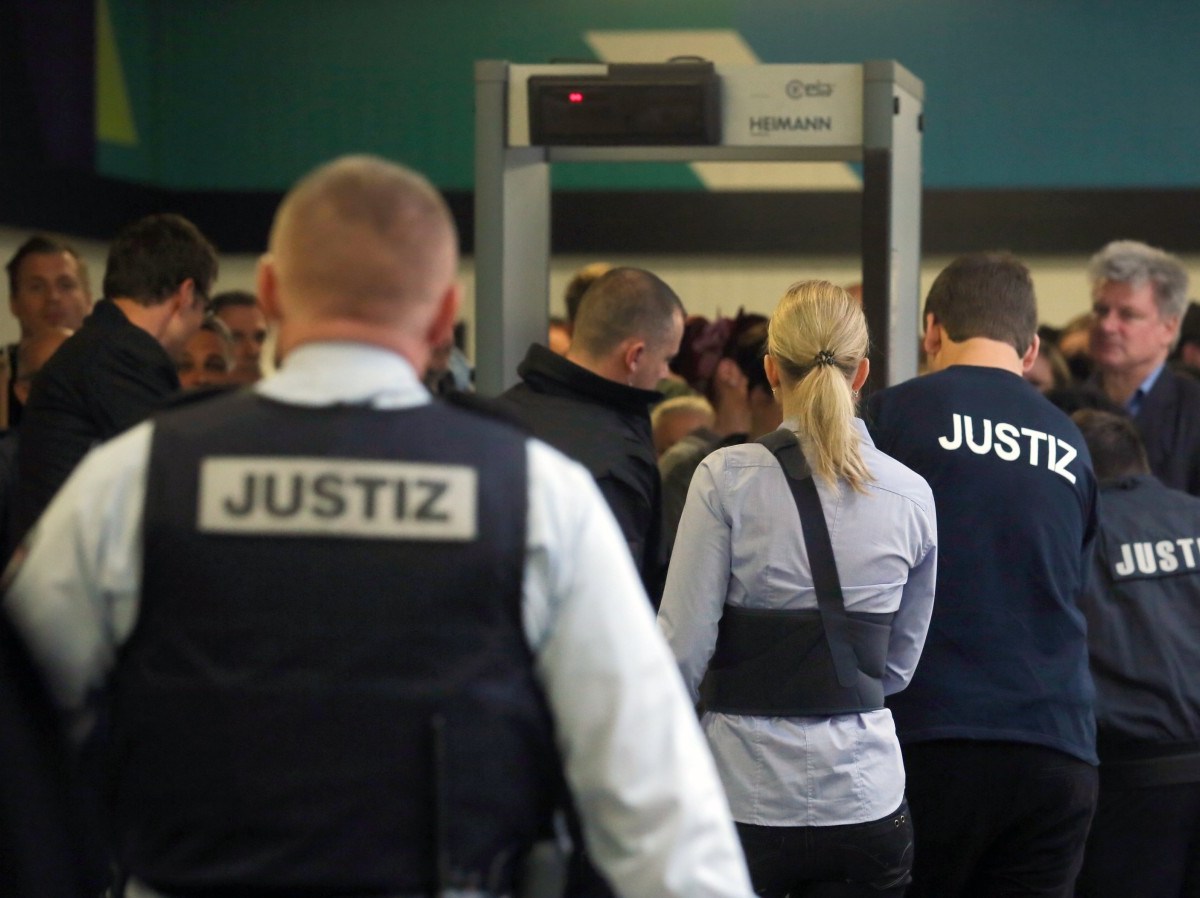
[651,394,715,430]
[270,155,457,327]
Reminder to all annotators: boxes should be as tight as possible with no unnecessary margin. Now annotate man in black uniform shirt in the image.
[865,252,1099,898]
[1071,410,1200,898]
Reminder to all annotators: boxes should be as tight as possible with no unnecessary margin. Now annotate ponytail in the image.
[767,281,871,493]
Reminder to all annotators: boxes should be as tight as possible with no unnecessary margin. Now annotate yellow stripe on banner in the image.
[96,0,138,145]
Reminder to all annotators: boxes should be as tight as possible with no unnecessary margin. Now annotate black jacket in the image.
[499,343,665,605]
[14,300,179,538]
[1133,365,1200,496]
[1081,474,1200,785]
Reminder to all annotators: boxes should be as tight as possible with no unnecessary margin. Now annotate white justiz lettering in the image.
[937,413,1078,484]
[198,457,478,540]
[1113,537,1200,578]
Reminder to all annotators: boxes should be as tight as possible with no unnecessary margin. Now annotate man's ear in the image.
[424,282,462,349]
[922,312,942,358]
[256,254,282,322]
[623,338,646,379]
[1020,333,1041,374]
[172,279,196,316]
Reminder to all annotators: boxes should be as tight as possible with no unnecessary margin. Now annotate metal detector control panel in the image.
[510,63,876,154]
[528,62,721,146]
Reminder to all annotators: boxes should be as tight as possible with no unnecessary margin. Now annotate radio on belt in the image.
[527,61,721,146]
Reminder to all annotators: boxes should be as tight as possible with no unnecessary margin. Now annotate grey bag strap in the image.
[757,429,860,689]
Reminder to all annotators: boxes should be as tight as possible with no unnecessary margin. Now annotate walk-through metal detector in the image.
[473,60,923,395]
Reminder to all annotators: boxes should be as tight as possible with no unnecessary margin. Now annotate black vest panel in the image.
[701,430,893,716]
[701,606,893,716]
[114,393,558,895]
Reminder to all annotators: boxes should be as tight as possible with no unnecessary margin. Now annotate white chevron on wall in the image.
[584,29,862,191]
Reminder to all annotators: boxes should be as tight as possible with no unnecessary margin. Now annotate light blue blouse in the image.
[659,419,938,826]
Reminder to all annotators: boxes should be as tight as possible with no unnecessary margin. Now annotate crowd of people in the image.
[1,154,1198,898]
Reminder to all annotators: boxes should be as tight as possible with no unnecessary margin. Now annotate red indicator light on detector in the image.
[568,92,584,103]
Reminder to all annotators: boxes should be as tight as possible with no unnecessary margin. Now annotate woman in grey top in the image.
[659,280,938,897]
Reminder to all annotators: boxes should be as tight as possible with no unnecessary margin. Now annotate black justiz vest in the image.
[112,393,559,896]
[701,430,893,717]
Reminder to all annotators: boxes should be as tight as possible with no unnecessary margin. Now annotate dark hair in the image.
[1172,302,1200,359]
[571,267,684,357]
[924,252,1037,355]
[671,310,768,397]
[102,214,219,306]
[729,319,771,395]
[208,289,258,315]
[1031,334,1072,391]
[6,234,89,296]
[1071,409,1149,482]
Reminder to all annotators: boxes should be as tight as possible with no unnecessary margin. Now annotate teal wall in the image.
[739,0,1200,188]
[97,0,1200,191]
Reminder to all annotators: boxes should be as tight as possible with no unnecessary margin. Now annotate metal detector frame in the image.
[473,59,923,395]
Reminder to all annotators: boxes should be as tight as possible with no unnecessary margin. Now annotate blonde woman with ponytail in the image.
[659,280,938,897]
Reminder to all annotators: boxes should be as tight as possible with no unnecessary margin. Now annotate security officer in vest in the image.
[1070,409,1200,898]
[3,155,753,898]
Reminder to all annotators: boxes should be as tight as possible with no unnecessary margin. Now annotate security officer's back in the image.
[4,156,754,898]
[115,391,556,893]
[1071,410,1200,898]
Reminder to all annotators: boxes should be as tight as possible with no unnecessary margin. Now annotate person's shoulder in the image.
[524,432,611,506]
[707,435,776,466]
[863,444,936,508]
[439,391,532,437]
[1164,366,1200,404]
[865,368,963,411]
[866,373,926,406]
[1111,473,1200,509]
[659,432,708,478]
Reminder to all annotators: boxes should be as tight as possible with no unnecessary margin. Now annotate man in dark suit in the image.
[1088,239,1200,495]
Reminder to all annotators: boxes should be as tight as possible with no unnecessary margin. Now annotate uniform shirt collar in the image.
[254,342,430,409]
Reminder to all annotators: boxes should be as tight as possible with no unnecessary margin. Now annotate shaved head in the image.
[268,155,458,329]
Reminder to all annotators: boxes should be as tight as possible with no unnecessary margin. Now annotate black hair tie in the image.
[815,349,837,367]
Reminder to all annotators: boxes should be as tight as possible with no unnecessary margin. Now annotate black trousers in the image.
[735,801,913,897]
[1075,779,1200,897]
[901,740,1097,898]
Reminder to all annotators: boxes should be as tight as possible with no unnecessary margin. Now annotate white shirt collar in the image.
[254,342,431,409]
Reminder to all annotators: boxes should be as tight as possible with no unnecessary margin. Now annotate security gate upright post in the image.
[473,59,924,396]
